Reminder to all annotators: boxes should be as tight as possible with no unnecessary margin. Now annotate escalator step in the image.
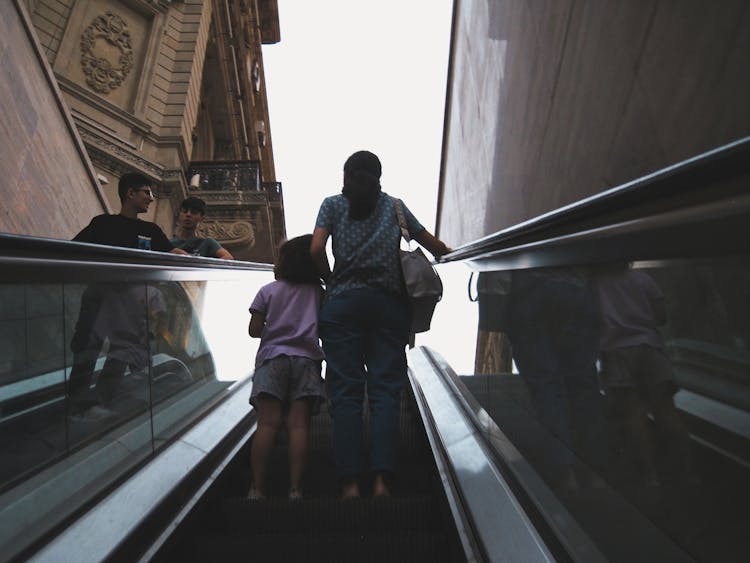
[215,495,444,535]
[188,531,453,563]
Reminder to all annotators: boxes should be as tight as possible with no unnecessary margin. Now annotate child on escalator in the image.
[246,234,326,500]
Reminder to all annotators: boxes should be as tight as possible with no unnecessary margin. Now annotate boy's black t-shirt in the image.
[73,214,174,252]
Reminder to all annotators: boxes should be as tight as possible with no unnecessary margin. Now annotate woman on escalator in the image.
[311,150,449,498]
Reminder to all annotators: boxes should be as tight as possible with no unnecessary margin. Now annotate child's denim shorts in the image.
[249,355,326,413]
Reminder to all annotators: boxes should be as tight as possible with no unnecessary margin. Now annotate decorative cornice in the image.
[57,76,151,134]
[79,127,164,178]
[87,147,135,179]
[142,0,172,13]
[190,189,271,206]
[163,168,185,184]
[59,79,190,164]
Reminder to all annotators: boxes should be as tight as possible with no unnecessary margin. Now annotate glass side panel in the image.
[0,283,66,488]
[441,255,750,562]
[0,269,272,561]
[416,262,478,374]
[199,278,264,382]
[65,282,153,451]
[149,275,268,445]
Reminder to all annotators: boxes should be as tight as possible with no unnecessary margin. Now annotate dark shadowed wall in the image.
[437,0,750,247]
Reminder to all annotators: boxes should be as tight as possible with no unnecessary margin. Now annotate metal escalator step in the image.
[217,494,444,535]
[188,531,453,563]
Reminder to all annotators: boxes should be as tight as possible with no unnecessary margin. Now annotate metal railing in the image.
[187,160,262,192]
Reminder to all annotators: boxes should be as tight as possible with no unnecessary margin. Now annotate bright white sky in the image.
[258,1,478,374]
[262,0,453,236]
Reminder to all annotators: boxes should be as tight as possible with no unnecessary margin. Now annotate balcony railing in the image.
[188,161,261,192]
[262,181,283,202]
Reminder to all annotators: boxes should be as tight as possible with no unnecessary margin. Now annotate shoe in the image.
[247,486,265,501]
[288,487,303,501]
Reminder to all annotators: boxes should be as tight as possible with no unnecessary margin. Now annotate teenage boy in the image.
[68,173,185,421]
[171,196,234,259]
[74,172,188,254]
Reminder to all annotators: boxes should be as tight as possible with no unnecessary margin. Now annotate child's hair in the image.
[274,234,321,284]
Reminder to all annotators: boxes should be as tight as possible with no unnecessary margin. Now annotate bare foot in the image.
[247,485,265,501]
[341,481,360,499]
[373,474,390,497]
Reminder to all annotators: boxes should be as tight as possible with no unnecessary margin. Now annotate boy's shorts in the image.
[249,355,325,413]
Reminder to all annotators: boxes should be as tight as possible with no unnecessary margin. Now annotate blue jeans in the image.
[319,288,410,478]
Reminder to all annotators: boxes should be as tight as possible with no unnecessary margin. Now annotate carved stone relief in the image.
[80,12,134,94]
[199,221,255,248]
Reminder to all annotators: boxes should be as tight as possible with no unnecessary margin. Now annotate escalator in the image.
[132,347,558,563]
[0,237,551,563]
[18,344,556,563]
[5,190,750,562]
[152,388,467,562]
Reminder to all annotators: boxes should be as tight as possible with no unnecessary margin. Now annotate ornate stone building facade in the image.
[23,0,285,262]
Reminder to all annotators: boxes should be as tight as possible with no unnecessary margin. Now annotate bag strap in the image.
[392,197,411,242]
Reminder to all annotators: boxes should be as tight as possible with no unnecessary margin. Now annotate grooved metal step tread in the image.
[187,530,452,563]
[214,494,443,535]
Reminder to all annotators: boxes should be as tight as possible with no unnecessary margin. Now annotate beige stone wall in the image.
[1,0,107,239]
[14,0,284,261]
[26,0,74,62]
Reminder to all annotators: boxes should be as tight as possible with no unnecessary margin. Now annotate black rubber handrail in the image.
[438,136,750,266]
[0,233,273,272]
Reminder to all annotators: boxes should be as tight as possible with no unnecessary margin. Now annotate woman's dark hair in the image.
[274,234,321,284]
[342,150,382,220]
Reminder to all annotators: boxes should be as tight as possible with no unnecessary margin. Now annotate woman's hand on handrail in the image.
[413,230,451,258]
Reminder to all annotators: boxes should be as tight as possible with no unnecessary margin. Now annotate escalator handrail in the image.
[26,377,257,563]
[0,232,274,272]
[436,135,750,268]
[408,346,569,563]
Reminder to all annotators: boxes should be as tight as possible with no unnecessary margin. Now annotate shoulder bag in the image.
[393,197,443,333]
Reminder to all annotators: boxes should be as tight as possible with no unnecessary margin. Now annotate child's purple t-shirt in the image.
[249,280,325,367]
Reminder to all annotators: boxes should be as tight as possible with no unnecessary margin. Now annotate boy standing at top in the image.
[74,172,188,255]
[171,196,234,259]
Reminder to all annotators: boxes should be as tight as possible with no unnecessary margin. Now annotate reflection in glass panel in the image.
[0,283,66,489]
[64,282,153,453]
[150,280,225,445]
[459,257,750,561]
[0,268,272,560]
[150,273,271,444]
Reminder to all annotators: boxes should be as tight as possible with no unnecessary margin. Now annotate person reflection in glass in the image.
[69,172,180,421]
[68,284,166,421]
[591,263,697,487]
[506,267,606,487]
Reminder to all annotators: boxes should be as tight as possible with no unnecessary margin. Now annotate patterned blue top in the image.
[315,192,425,297]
